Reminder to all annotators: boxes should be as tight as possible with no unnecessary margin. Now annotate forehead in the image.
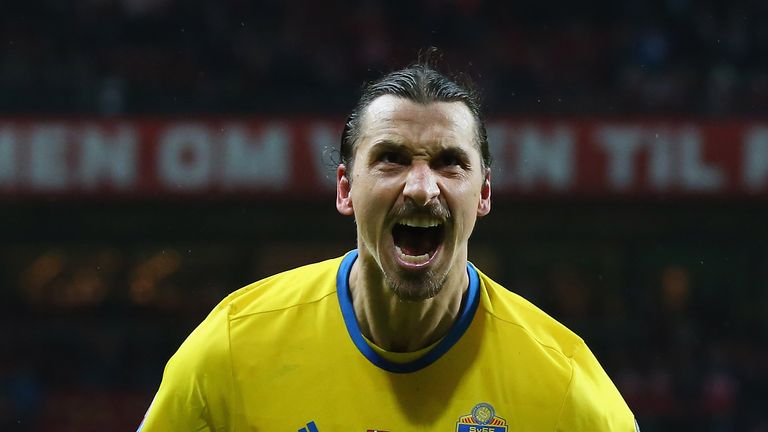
[357,95,478,154]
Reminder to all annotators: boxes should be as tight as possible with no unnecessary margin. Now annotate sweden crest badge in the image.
[455,403,508,432]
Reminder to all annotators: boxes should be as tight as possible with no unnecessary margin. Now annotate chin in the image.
[385,268,448,302]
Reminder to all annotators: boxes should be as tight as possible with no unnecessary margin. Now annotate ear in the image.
[336,164,354,216]
[477,169,491,217]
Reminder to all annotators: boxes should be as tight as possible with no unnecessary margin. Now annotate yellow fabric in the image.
[139,254,635,431]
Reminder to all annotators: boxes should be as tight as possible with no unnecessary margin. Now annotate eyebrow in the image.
[369,139,470,155]
[368,140,474,167]
[437,147,473,165]
[369,140,407,152]
[365,140,409,161]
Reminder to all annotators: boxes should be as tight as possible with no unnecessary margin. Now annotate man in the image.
[138,64,637,431]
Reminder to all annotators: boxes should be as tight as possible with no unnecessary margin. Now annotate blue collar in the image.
[336,250,480,373]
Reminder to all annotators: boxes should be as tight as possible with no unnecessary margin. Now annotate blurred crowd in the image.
[1,0,768,115]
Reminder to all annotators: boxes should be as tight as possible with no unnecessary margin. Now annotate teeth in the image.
[396,246,431,264]
[399,217,442,228]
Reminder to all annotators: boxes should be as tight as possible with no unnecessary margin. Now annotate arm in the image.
[555,342,637,431]
[138,305,235,432]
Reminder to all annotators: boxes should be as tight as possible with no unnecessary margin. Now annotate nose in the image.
[403,161,439,206]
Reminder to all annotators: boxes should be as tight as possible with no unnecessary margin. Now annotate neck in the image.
[348,256,469,352]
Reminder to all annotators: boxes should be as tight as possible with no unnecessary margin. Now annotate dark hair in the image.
[340,63,491,174]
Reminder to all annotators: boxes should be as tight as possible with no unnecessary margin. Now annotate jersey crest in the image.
[456,403,508,432]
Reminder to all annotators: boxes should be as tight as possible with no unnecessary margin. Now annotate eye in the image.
[379,151,408,165]
[433,151,467,170]
[439,154,461,166]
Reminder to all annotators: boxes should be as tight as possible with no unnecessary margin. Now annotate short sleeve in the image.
[137,305,235,432]
[555,342,636,431]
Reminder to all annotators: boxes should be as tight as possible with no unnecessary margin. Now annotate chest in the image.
[227,317,571,431]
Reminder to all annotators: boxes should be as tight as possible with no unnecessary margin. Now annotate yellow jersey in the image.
[138,250,636,431]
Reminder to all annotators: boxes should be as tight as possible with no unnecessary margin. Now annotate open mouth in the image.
[392,217,445,266]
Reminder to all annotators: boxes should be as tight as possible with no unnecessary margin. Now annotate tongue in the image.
[395,226,437,256]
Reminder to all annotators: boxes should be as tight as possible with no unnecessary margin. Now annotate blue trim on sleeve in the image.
[336,249,480,373]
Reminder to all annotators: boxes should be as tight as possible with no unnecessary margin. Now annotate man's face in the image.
[336,95,491,301]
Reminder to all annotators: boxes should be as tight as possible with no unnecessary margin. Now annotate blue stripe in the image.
[458,425,505,432]
[306,421,319,432]
[336,249,480,373]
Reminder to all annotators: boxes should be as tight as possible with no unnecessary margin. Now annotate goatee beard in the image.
[385,269,448,301]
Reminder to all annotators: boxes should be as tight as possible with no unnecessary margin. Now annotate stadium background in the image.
[2,1,768,431]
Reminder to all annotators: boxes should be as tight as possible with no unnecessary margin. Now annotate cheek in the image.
[356,177,401,206]
[352,189,386,231]
[446,186,481,232]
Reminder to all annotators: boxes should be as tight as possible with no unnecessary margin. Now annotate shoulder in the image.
[170,254,345,368]
[474,268,635,429]
[141,255,348,430]
[474,267,583,360]
[473,268,635,429]
[218,254,346,320]
[557,341,636,430]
